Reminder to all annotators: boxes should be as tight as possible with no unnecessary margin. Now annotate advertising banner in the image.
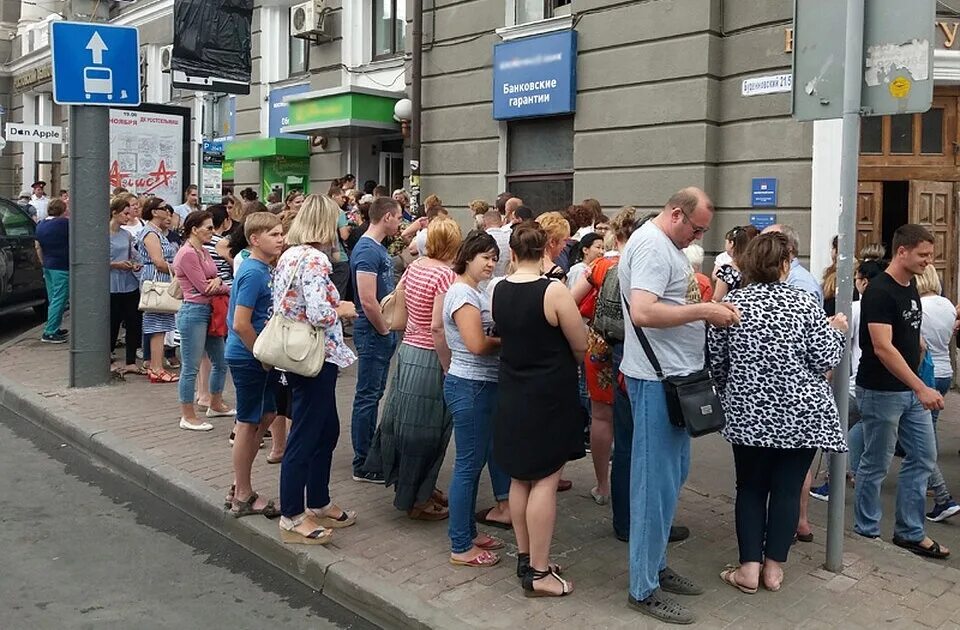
[109,109,184,202]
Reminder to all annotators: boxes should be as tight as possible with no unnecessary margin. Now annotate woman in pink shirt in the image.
[173,211,234,432]
[365,216,462,520]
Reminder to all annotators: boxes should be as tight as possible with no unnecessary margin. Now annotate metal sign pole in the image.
[68,105,111,388]
[825,0,866,573]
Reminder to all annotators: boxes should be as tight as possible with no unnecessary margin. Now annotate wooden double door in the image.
[857,180,958,302]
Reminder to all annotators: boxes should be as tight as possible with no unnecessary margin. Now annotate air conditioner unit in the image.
[160,45,173,72]
[291,0,328,41]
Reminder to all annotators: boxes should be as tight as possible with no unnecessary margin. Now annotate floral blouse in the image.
[273,245,356,369]
[716,264,742,292]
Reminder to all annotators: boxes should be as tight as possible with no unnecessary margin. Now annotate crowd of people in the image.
[29,175,960,624]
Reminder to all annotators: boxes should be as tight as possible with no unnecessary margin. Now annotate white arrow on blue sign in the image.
[50,21,141,107]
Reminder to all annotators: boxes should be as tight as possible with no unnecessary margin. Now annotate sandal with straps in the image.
[516,553,563,580]
[522,567,572,598]
[307,505,357,529]
[408,498,448,521]
[450,549,500,568]
[148,369,179,383]
[231,492,281,519]
[279,514,333,545]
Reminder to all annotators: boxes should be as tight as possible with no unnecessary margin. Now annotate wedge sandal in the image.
[279,514,332,545]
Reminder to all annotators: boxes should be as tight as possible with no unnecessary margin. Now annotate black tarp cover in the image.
[172,0,253,94]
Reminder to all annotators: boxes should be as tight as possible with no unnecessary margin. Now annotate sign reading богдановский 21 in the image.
[493,30,577,120]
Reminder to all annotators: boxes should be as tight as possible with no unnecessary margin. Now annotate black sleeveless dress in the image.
[491,278,585,480]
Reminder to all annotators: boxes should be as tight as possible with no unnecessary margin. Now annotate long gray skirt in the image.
[367,343,451,512]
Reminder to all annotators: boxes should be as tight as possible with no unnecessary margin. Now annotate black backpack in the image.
[592,262,624,344]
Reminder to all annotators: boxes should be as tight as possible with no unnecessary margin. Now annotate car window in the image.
[0,201,35,237]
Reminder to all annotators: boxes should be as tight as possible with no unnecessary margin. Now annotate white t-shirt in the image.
[486,225,512,279]
[121,218,146,239]
[31,195,49,221]
[233,248,251,277]
[415,228,428,257]
[566,262,588,291]
[850,301,862,398]
[619,221,705,380]
[714,251,732,274]
[921,294,956,379]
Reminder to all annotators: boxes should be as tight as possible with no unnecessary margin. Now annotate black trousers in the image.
[732,444,816,564]
[331,260,353,302]
[110,290,142,366]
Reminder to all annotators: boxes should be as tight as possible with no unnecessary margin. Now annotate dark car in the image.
[0,198,45,316]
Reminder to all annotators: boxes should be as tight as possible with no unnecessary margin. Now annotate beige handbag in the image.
[379,278,408,332]
[253,253,326,377]
[139,271,182,313]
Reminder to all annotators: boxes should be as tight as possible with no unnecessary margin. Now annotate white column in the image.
[810,118,844,278]
[20,94,37,185]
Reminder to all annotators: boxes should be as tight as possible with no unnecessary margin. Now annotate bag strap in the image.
[622,292,665,380]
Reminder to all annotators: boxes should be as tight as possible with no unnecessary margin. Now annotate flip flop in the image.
[475,507,511,530]
[474,535,505,551]
[720,565,758,594]
[450,550,500,568]
[892,536,950,559]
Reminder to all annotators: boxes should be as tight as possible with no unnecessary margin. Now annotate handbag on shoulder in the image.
[253,253,326,377]
[622,294,725,437]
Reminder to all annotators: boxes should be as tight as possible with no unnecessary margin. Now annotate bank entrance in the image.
[857,88,960,302]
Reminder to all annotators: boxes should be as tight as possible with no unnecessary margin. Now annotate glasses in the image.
[679,210,710,236]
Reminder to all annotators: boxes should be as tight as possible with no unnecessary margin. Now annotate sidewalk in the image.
[5,320,960,629]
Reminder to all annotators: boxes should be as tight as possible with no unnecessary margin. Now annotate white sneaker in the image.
[179,418,214,432]
[206,407,237,418]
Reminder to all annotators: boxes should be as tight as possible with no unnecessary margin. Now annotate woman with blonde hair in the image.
[274,194,359,544]
[536,211,572,282]
[366,216,463,520]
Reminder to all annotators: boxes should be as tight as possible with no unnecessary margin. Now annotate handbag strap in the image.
[622,293,665,380]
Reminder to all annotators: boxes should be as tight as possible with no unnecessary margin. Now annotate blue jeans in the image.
[175,302,227,405]
[610,343,632,540]
[444,374,509,553]
[928,377,953,505]
[854,387,937,541]
[43,268,69,336]
[281,363,340,517]
[350,318,398,474]
[626,377,690,601]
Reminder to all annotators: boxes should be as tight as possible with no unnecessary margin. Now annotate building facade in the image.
[4,0,960,297]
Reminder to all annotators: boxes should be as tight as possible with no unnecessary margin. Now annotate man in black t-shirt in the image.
[854,224,949,559]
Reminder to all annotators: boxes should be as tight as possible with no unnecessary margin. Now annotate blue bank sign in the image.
[493,30,577,120]
[269,84,311,138]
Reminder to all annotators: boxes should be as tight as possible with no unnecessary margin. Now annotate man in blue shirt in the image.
[34,198,70,343]
[349,196,402,483]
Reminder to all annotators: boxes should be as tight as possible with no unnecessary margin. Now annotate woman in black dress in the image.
[491,223,587,598]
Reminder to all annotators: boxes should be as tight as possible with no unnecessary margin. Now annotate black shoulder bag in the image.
[622,294,725,437]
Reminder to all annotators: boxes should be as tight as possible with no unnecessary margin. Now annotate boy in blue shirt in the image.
[225,212,284,517]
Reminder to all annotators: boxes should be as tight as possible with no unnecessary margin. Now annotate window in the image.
[516,0,572,23]
[289,26,308,76]
[507,117,574,214]
[373,0,406,59]
[859,95,957,167]
[0,201,35,237]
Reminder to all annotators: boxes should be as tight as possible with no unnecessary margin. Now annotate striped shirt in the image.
[402,262,456,350]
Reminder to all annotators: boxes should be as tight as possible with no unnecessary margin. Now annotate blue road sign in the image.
[51,21,141,107]
[751,178,778,208]
[750,213,777,231]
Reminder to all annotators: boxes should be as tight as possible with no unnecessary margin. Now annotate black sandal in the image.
[516,553,563,580]
[893,536,950,559]
[522,567,572,598]
[231,492,281,519]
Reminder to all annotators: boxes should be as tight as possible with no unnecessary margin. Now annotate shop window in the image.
[373,0,406,59]
[517,0,573,24]
[507,116,573,214]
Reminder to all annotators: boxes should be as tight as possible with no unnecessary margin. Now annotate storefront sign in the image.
[13,63,52,93]
[741,74,792,97]
[493,30,577,120]
[269,83,310,138]
[751,178,778,208]
[109,109,184,201]
[4,123,65,144]
[785,20,960,53]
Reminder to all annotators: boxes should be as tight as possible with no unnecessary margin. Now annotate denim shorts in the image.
[228,359,279,424]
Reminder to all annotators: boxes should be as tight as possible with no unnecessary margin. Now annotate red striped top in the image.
[402,262,456,350]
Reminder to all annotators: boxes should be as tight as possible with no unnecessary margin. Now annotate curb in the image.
[0,372,462,630]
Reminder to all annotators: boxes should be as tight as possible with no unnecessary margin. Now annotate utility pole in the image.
[824,0,865,573]
[409,0,423,213]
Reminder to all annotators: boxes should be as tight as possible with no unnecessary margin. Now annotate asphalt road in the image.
[0,406,377,630]
[0,308,44,344]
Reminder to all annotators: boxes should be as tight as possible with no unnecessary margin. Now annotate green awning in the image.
[225,137,310,162]
[282,88,401,136]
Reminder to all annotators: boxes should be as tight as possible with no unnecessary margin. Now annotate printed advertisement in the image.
[109,109,184,203]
